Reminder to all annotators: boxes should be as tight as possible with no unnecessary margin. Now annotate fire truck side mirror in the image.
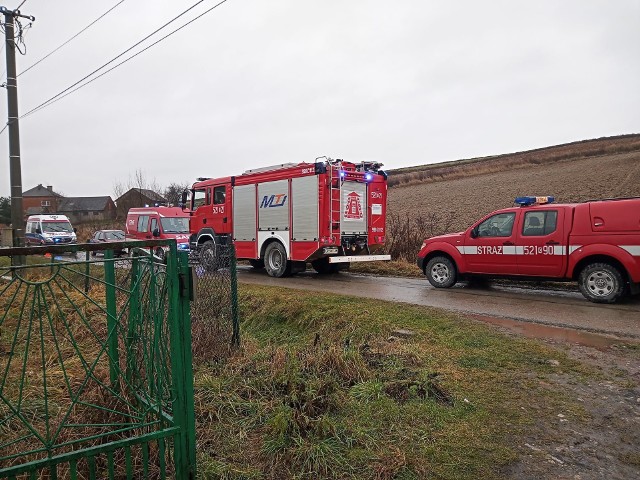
[152,228,160,237]
[470,227,479,239]
[180,191,188,209]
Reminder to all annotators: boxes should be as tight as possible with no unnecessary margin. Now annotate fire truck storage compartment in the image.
[341,181,367,235]
[258,180,290,231]
[292,176,319,241]
[233,184,257,241]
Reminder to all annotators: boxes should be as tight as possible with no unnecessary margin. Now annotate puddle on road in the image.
[470,314,639,350]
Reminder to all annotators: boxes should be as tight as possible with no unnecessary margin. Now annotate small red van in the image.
[125,207,190,260]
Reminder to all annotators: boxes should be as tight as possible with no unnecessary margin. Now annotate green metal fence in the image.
[0,240,196,479]
[189,244,240,362]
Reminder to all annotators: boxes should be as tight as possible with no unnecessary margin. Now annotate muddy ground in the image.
[502,335,640,480]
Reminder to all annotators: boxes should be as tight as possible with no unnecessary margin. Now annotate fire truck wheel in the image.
[264,242,291,278]
[578,262,625,304]
[425,256,457,288]
[201,240,219,272]
[249,259,265,269]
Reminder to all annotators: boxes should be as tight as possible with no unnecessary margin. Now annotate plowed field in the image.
[388,149,640,233]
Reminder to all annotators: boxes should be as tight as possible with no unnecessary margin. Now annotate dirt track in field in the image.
[388,150,640,233]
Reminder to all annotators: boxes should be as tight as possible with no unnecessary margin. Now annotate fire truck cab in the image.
[186,159,390,277]
[417,196,640,303]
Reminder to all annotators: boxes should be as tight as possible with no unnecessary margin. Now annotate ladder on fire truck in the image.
[328,160,343,234]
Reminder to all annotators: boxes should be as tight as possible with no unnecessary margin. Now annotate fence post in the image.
[230,245,240,347]
[84,250,90,293]
[104,249,119,389]
[167,243,196,479]
[126,254,139,387]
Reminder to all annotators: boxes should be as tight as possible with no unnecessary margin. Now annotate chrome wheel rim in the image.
[430,262,450,284]
[586,271,615,297]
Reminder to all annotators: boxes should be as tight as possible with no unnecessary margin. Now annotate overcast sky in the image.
[0,0,638,198]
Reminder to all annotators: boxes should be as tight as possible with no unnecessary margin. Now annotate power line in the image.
[15,0,28,10]
[21,0,212,119]
[0,0,230,133]
[18,0,126,78]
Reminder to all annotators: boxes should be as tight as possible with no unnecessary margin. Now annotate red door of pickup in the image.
[464,210,519,274]
[516,208,566,277]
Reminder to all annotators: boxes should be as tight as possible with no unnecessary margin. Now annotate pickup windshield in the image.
[160,217,189,233]
[42,221,73,233]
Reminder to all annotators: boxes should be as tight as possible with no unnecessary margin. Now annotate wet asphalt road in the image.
[237,268,640,339]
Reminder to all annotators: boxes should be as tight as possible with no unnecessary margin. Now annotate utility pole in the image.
[1,5,34,266]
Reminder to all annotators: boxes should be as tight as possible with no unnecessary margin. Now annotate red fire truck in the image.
[416,196,640,303]
[185,159,390,277]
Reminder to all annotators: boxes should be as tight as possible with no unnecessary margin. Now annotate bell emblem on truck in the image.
[344,191,363,220]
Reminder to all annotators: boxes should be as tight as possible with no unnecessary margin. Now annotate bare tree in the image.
[113,169,164,218]
[385,211,456,261]
[164,182,191,206]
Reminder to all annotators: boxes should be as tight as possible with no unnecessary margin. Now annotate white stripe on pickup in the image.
[621,245,640,256]
[457,245,566,255]
[453,244,640,256]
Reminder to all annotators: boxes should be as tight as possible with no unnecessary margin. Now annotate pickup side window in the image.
[477,213,516,237]
[522,211,558,236]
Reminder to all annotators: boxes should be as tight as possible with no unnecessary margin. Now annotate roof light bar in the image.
[515,196,555,206]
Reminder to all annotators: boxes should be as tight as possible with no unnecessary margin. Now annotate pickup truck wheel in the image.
[425,256,457,288]
[264,242,291,278]
[578,263,625,304]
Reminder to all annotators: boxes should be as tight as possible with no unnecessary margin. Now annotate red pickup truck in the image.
[416,196,640,303]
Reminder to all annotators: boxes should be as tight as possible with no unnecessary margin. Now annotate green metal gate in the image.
[0,240,196,479]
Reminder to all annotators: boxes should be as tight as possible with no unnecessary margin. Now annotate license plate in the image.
[323,247,339,255]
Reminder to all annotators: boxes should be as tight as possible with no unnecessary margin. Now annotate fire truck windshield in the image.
[160,217,189,233]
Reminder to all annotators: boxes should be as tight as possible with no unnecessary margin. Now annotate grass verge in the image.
[193,285,593,479]
[348,259,423,278]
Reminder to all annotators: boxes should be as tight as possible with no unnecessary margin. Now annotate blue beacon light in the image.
[514,196,555,206]
[339,171,346,178]
[365,172,373,181]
